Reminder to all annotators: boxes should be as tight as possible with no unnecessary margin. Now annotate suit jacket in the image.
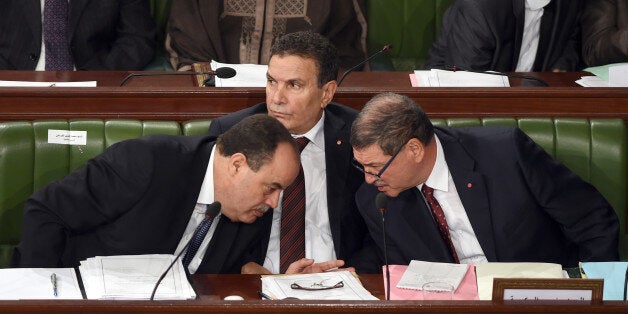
[356,126,619,267]
[12,135,270,273]
[424,0,583,71]
[0,0,156,70]
[581,0,628,67]
[207,103,381,273]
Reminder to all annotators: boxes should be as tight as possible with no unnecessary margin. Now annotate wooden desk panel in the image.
[0,274,626,313]
[0,71,626,122]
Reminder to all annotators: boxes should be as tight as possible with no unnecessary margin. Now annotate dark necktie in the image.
[182,213,215,269]
[44,0,74,70]
[421,185,460,263]
[279,137,309,273]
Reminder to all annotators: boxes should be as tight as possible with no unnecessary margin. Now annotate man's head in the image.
[351,93,436,197]
[266,31,339,134]
[214,114,300,223]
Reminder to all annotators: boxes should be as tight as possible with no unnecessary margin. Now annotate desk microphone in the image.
[337,44,392,86]
[118,67,237,87]
[150,201,222,300]
[375,192,390,301]
[447,65,549,87]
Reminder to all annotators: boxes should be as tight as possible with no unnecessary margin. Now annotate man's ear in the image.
[320,80,337,109]
[407,138,425,163]
[228,153,248,176]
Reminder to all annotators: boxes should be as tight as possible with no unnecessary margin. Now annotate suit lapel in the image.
[197,217,239,273]
[323,109,351,255]
[21,0,41,43]
[437,129,498,261]
[68,0,89,41]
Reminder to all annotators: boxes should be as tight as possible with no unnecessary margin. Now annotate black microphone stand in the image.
[337,44,392,86]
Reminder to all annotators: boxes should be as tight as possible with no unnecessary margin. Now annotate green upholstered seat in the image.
[0,118,625,267]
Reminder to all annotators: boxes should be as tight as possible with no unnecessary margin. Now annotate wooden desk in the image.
[0,274,626,313]
[0,71,626,122]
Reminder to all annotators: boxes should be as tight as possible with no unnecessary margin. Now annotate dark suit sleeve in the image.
[75,0,156,70]
[12,140,157,267]
[513,128,619,261]
[581,0,628,67]
[435,1,498,71]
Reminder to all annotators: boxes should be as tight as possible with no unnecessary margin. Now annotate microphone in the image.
[447,65,549,87]
[118,67,237,87]
[149,201,222,300]
[375,192,390,301]
[337,44,392,86]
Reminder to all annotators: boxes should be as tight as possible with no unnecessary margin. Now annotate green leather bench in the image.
[0,118,626,267]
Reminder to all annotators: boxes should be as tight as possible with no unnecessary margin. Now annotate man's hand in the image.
[285,258,355,274]
[241,261,272,274]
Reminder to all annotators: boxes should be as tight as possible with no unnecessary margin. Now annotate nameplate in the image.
[48,130,87,146]
[492,278,604,305]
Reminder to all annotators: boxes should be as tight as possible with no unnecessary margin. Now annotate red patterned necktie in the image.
[421,185,460,263]
[279,137,309,273]
[44,0,74,70]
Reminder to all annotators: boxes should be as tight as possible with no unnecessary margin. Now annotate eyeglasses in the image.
[290,280,344,291]
[352,143,406,181]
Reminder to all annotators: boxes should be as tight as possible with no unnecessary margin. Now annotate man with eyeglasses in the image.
[350,92,619,267]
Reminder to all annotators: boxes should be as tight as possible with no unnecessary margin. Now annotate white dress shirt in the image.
[515,0,551,72]
[420,134,488,264]
[174,145,221,274]
[263,112,336,273]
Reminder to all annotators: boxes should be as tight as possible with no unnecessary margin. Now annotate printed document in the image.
[261,271,378,300]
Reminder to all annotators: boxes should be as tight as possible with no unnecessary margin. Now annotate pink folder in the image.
[382,264,479,300]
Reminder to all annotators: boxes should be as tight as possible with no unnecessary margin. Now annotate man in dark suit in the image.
[424,0,583,72]
[208,31,380,274]
[12,115,306,274]
[0,0,156,70]
[351,93,619,267]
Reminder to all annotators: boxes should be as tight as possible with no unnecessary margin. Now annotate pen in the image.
[51,273,58,297]
[257,291,273,300]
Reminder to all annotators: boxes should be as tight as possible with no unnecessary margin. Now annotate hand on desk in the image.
[240,259,355,274]
[286,258,355,274]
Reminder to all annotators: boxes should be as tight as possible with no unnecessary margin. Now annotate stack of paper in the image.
[413,69,510,87]
[475,262,565,300]
[0,268,83,300]
[211,60,267,87]
[79,254,195,300]
[261,271,378,300]
[396,260,469,291]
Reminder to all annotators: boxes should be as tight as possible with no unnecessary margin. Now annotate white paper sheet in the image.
[474,262,564,300]
[0,80,97,87]
[261,271,378,300]
[396,260,469,291]
[0,268,83,300]
[211,60,267,87]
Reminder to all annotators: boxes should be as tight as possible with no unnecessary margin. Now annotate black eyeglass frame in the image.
[352,142,406,181]
[290,280,344,291]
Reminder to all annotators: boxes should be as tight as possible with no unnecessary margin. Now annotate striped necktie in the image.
[279,137,309,273]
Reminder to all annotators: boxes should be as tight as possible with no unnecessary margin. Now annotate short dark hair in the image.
[270,31,339,87]
[351,93,434,155]
[217,114,298,171]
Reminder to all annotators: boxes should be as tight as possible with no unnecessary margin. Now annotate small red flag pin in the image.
[336,140,342,145]
[467,183,473,188]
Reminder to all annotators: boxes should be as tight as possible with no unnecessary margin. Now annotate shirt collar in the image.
[197,144,216,207]
[526,0,550,10]
[420,134,450,192]
[291,111,325,150]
